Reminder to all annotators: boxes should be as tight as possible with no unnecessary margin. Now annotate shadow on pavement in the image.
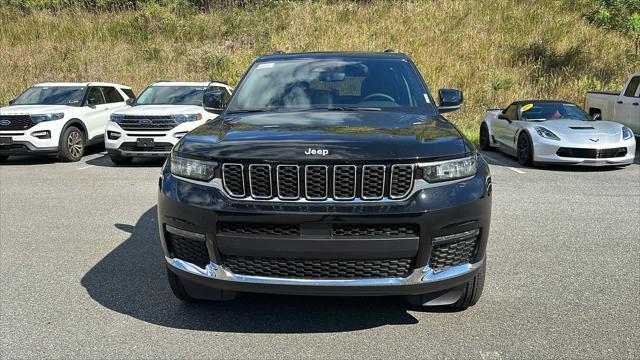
[0,144,105,166]
[81,206,432,333]
[85,154,166,168]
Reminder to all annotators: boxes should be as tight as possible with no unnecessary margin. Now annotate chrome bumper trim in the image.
[165,256,484,286]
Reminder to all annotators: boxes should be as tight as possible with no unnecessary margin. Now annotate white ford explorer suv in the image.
[105,81,232,165]
[0,82,134,162]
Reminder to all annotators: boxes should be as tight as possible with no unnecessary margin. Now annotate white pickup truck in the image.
[585,73,640,135]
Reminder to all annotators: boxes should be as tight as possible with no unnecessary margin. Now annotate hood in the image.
[529,120,624,143]
[0,105,73,115]
[175,111,469,162]
[115,104,204,116]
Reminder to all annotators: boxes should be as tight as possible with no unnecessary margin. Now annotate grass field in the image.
[0,0,637,141]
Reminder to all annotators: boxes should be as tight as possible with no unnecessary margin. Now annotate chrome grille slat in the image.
[221,163,414,201]
[305,165,328,200]
[222,163,245,197]
[361,165,386,200]
[249,164,273,199]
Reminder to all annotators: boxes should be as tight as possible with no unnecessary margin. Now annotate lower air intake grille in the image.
[332,224,418,238]
[556,147,627,159]
[119,142,174,152]
[223,256,414,279]
[430,237,479,272]
[167,233,209,268]
[218,222,301,237]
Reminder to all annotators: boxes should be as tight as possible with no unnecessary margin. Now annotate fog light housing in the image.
[432,228,480,245]
[107,131,121,140]
[31,130,51,139]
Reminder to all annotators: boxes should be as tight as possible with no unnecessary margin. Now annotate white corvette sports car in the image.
[479,100,636,166]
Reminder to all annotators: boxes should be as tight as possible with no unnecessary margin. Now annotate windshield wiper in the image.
[226,108,274,114]
[299,106,382,112]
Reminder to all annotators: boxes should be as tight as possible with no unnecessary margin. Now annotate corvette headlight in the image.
[420,155,477,183]
[110,114,124,123]
[30,113,64,123]
[170,153,217,181]
[172,114,202,123]
[534,126,561,141]
[622,127,633,140]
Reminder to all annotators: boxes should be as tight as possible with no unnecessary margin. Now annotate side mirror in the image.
[8,98,15,105]
[592,113,601,121]
[498,113,512,122]
[87,96,98,107]
[203,90,226,114]
[438,88,463,113]
[125,98,135,106]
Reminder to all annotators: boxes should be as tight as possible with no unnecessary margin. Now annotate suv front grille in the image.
[221,163,415,201]
[0,115,34,130]
[223,256,414,279]
[556,147,627,159]
[219,222,301,237]
[332,224,418,238]
[119,115,178,131]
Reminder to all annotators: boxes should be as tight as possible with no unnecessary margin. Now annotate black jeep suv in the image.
[158,52,492,308]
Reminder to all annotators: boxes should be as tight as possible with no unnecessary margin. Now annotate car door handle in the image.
[617,100,623,104]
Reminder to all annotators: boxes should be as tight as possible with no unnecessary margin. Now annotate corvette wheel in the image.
[517,132,533,166]
[479,124,492,150]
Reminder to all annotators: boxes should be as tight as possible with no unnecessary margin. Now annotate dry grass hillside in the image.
[0,0,637,140]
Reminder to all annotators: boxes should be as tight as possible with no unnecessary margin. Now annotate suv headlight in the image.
[534,126,561,141]
[110,114,124,123]
[622,127,633,140]
[170,153,217,181]
[420,155,477,183]
[172,114,202,123]
[30,113,64,123]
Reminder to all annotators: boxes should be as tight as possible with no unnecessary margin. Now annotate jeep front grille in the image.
[221,163,415,201]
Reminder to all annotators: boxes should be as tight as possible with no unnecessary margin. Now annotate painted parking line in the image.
[77,165,95,170]
[480,153,526,174]
[507,167,526,174]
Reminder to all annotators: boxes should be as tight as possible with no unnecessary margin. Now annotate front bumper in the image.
[0,123,63,156]
[158,157,492,296]
[104,120,205,157]
[532,136,636,166]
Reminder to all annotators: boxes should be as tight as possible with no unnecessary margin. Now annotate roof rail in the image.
[155,80,171,83]
[383,49,398,53]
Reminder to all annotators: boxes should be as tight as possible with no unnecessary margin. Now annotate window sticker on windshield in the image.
[256,63,275,70]
[521,103,534,112]
[423,94,431,103]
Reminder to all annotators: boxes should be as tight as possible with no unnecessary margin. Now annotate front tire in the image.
[450,266,486,309]
[109,154,133,165]
[59,126,85,162]
[479,123,493,151]
[517,132,534,166]
[166,267,237,302]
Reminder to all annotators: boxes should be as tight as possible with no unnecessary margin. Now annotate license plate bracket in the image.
[136,138,155,149]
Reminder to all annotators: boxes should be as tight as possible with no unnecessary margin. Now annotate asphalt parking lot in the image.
[1,147,639,359]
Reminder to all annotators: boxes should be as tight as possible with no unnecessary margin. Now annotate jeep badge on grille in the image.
[305,148,329,156]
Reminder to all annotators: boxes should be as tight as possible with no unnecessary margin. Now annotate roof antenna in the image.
[272,50,286,55]
[384,49,397,53]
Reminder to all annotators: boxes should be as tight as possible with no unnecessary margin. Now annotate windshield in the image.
[226,58,436,114]
[13,86,86,106]
[135,85,209,106]
[520,102,591,121]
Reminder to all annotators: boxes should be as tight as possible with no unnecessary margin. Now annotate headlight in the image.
[420,155,477,183]
[172,114,203,123]
[534,126,561,141]
[110,114,124,123]
[30,113,64,123]
[170,153,217,181]
[622,127,633,140]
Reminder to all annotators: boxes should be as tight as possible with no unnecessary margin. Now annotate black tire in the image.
[450,263,486,309]
[109,154,133,165]
[516,132,534,166]
[479,123,493,151]
[166,267,197,302]
[0,155,8,162]
[58,126,85,162]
